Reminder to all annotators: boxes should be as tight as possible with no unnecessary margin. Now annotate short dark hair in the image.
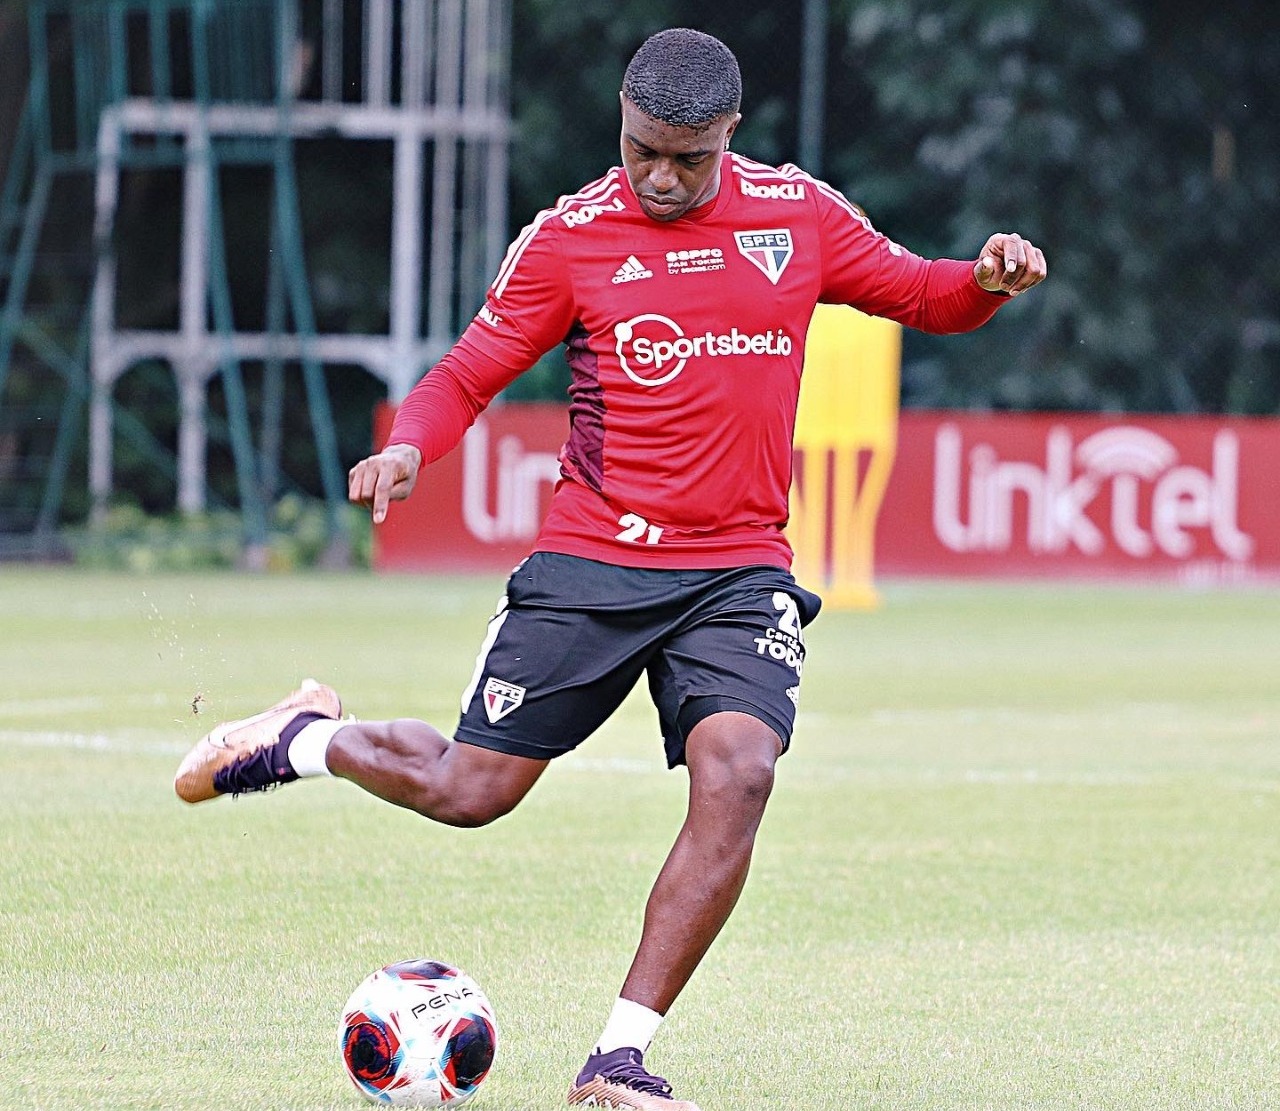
[622,28,742,129]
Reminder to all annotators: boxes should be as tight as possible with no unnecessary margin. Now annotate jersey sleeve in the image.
[386,213,578,466]
[812,179,1006,334]
[385,331,524,466]
[464,214,578,367]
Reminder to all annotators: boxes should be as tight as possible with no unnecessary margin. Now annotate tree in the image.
[826,0,1280,414]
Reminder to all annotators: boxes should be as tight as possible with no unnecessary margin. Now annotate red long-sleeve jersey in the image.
[389,153,1007,570]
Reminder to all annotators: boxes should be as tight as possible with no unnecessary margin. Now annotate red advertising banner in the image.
[373,404,1280,585]
[880,412,1279,585]
[373,403,565,573]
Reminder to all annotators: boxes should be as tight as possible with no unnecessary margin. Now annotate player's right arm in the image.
[348,216,576,523]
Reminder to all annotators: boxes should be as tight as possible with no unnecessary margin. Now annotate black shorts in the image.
[453,552,822,767]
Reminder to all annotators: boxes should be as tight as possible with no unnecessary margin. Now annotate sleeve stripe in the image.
[810,178,865,222]
[731,156,871,227]
[779,164,858,217]
[492,170,622,298]
[729,157,797,182]
[799,171,905,255]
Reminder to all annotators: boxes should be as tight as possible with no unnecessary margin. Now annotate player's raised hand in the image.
[973,232,1047,297]
[348,443,423,524]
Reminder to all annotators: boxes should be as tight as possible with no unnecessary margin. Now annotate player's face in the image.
[620,96,740,223]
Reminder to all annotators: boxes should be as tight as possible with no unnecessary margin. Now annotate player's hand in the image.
[973,232,1047,296]
[348,443,423,524]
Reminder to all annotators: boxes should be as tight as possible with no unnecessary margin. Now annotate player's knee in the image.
[731,750,776,809]
[696,743,777,813]
[688,714,779,800]
[402,784,509,828]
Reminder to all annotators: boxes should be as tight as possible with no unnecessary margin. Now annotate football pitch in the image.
[2,568,1277,1110]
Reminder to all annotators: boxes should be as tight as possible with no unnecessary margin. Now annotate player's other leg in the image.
[173,680,548,827]
[620,710,781,1012]
[568,710,780,1110]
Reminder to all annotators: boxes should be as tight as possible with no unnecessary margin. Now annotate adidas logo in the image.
[611,255,653,284]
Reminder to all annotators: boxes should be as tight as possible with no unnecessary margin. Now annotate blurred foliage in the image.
[828,0,1280,412]
[66,495,371,572]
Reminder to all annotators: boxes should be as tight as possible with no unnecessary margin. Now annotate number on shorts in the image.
[772,591,801,638]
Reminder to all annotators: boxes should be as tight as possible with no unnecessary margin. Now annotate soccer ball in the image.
[339,959,498,1107]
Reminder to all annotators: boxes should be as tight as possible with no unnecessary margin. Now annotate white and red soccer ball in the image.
[339,960,497,1107]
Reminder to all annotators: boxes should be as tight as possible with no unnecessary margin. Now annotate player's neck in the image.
[691,168,722,213]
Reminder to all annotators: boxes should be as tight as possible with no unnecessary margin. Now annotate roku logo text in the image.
[932,424,1254,560]
[739,179,806,201]
[561,197,626,227]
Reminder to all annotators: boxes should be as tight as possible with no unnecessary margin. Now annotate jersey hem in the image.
[531,480,795,571]
[532,537,792,571]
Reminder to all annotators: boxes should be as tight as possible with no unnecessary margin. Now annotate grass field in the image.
[2,568,1278,1110]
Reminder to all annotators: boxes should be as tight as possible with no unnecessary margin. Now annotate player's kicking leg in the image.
[173,680,548,826]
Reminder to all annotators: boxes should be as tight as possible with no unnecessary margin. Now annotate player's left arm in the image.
[809,177,1046,333]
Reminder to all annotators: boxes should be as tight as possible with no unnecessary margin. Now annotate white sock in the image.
[286,719,347,778]
[594,998,663,1055]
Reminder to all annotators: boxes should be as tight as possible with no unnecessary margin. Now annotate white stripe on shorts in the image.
[459,593,510,715]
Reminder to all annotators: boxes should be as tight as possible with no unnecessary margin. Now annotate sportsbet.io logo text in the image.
[612,314,794,387]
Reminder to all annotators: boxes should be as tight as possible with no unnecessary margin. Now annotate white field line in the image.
[799,703,1204,731]
[0,690,196,756]
[0,729,190,756]
[866,704,1189,728]
[557,757,1159,786]
[0,691,170,716]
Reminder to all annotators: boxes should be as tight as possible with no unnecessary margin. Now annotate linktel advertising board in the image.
[880,412,1277,585]
[373,405,1280,586]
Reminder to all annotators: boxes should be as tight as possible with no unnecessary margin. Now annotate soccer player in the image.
[176,28,1046,1110]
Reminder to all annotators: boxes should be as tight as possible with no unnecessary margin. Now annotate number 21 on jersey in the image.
[615,512,664,545]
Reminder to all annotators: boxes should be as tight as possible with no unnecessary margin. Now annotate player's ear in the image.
[723,112,742,149]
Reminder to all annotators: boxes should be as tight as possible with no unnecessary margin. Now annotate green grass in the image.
[1,569,1278,1110]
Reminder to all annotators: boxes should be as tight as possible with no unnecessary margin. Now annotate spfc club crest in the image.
[483,677,526,723]
[733,228,794,285]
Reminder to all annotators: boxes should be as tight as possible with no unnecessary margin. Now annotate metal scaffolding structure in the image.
[0,0,511,559]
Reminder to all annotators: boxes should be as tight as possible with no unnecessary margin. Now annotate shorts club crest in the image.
[482,677,526,723]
